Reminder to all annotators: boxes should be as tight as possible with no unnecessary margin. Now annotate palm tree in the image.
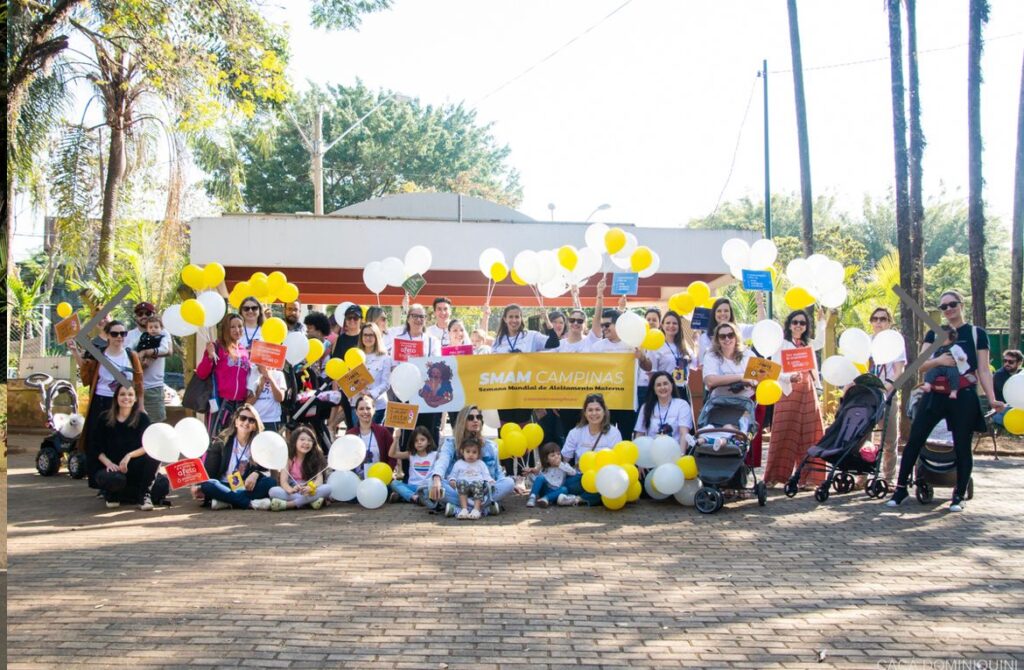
[9,271,48,365]
[967,0,990,326]
[905,0,925,328]
[1011,51,1023,349]
[786,0,814,256]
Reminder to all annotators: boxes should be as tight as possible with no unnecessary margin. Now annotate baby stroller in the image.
[26,372,87,478]
[784,374,889,503]
[907,391,974,504]
[690,394,765,514]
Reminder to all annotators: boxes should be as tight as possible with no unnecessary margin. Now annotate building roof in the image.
[331,192,536,223]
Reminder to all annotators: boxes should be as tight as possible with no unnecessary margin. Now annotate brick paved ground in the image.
[5,439,1024,670]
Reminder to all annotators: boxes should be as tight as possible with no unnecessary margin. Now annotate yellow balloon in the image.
[677,454,699,480]
[755,379,783,405]
[784,286,816,310]
[505,431,528,458]
[522,423,545,450]
[581,469,598,494]
[604,228,626,255]
[765,266,778,285]
[202,263,226,289]
[250,276,269,297]
[613,441,639,465]
[630,246,653,272]
[854,361,868,374]
[228,290,243,309]
[578,450,598,473]
[594,449,616,470]
[262,317,287,345]
[344,347,367,369]
[703,297,717,309]
[367,462,394,486]
[180,299,205,326]
[1003,408,1024,435]
[267,271,287,295]
[490,262,508,282]
[686,281,711,305]
[602,494,628,510]
[668,293,695,315]
[56,302,72,319]
[622,463,640,482]
[510,269,527,286]
[626,480,642,501]
[642,329,666,351]
[325,358,349,381]
[497,438,511,460]
[277,282,299,303]
[181,264,205,290]
[557,245,578,271]
[305,338,324,365]
[500,423,522,440]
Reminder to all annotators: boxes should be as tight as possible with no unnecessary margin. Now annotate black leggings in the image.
[896,388,980,499]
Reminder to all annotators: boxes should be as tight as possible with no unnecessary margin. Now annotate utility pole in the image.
[761,59,773,320]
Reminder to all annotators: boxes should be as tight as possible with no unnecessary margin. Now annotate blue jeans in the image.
[200,475,276,509]
[530,475,567,504]
[564,474,601,507]
[993,408,1008,428]
[391,480,427,503]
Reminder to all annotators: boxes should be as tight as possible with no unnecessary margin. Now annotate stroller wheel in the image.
[36,446,61,476]
[915,483,934,504]
[831,477,843,493]
[755,481,767,507]
[783,480,799,498]
[814,485,830,503]
[866,479,885,499]
[966,477,974,501]
[694,487,723,514]
[67,452,87,480]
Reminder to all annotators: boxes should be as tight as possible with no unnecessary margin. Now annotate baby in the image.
[921,326,968,400]
[447,436,495,520]
[134,316,165,366]
[699,416,750,452]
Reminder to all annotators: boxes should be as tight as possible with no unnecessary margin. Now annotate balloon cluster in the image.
[141,417,210,463]
[323,435,395,509]
[999,375,1024,435]
[612,311,664,350]
[586,223,659,276]
[496,423,544,459]
[479,245,601,301]
[785,254,847,310]
[164,288,227,337]
[577,441,643,509]
[362,246,432,296]
[632,435,701,505]
[721,238,779,283]
[667,281,714,316]
[226,270,300,309]
[817,327,901,387]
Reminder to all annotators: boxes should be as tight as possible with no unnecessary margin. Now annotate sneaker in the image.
[557,494,580,506]
[139,494,154,511]
[210,499,231,510]
[949,496,965,513]
[388,491,400,504]
[105,500,120,509]
[489,501,502,516]
[310,498,324,510]
[250,498,272,511]
[444,502,458,518]
[456,508,470,520]
[885,486,909,508]
[270,498,288,512]
[468,508,482,520]
[537,498,550,508]
[526,496,536,508]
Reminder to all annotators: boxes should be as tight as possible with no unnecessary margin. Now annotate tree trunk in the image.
[97,122,127,274]
[1010,50,1024,349]
[786,0,814,256]
[905,0,925,343]
[967,0,989,326]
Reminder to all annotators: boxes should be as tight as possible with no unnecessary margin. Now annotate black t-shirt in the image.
[332,332,360,360]
[924,323,989,376]
[94,413,151,464]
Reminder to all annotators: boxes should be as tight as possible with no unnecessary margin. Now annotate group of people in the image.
[71,281,1012,517]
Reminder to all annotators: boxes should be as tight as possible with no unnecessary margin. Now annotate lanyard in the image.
[360,429,376,463]
[657,401,671,432]
[504,331,523,353]
[243,325,259,350]
[230,439,251,474]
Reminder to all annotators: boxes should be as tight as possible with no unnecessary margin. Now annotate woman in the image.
[636,315,677,407]
[69,320,144,489]
[553,308,592,436]
[92,384,160,510]
[561,394,623,466]
[887,290,1004,512]
[346,393,396,478]
[196,404,275,510]
[446,319,475,351]
[365,306,395,353]
[489,303,560,427]
[544,309,568,340]
[357,323,392,424]
[427,406,515,515]
[238,296,264,349]
[644,307,662,330]
[247,364,285,434]
[867,306,906,485]
[196,313,251,437]
[391,304,443,446]
[691,296,765,371]
[763,310,825,488]
[660,310,693,399]
[634,371,693,447]
[701,322,755,400]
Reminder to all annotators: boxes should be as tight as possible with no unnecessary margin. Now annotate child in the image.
[447,436,495,520]
[389,426,438,506]
[526,442,581,508]
[921,326,969,400]
[135,316,166,366]
[269,426,331,510]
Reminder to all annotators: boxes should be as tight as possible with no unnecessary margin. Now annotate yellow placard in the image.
[742,357,782,383]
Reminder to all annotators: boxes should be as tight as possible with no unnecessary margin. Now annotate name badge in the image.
[227,471,245,491]
[672,368,686,385]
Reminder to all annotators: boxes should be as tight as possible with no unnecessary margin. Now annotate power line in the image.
[473,0,636,105]
[708,73,760,221]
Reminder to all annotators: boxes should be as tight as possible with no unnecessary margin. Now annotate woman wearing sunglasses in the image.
[887,290,1004,512]
[701,322,755,400]
[867,306,906,484]
[194,404,275,510]
[763,310,825,488]
[691,295,766,373]
[196,314,252,437]
[69,320,145,489]
[238,297,265,349]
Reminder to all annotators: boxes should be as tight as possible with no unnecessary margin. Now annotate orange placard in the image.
[165,458,210,489]
[250,340,287,370]
[384,401,419,430]
[339,364,374,399]
[781,347,816,373]
[743,357,782,383]
[393,339,424,363]
[55,314,82,345]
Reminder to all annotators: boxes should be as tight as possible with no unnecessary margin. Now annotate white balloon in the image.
[633,436,655,468]
[820,260,846,291]
[821,355,860,387]
[142,422,179,463]
[751,320,784,357]
[482,409,501,429]
[538,278,569,299]
[721,238,751,268]
[615,311,647,348]
[870,330,905,366]
[673,478,700,506]
[283,331,310,366]
[595,464,629,499]
[610,252,633,270]
[644,474,670,500]
[730,265,745,280]
[619,232,638,258]
[251,431,288,470]
[839,328,872,364]
[356,477,389,509]
[1002,374,1024,408]
[748,238,778,269]
[585,222,610,253]
[404,245,432,276]
[786,258,813,288]
[381,257,407,286]
[651,463,685,495]
[327,470,360,501]
[637,250,661,279]
[650,435,681,466]
[513,250,541,284]
[390,362,423,402]
[328,435,366,472]
[163,305,198,337]
[335,302,354,322]
[174,417,209,459]
[574,247,602,280]
[807,254,831,275]
[819,284,848,309]
[197,291,227,328]
[478,248,506,276]
[536,249,559,284]
[362,261,387,294]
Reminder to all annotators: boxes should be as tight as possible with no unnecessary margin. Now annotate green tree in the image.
[967,0,990,325]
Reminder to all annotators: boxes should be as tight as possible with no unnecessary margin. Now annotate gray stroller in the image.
[690,394,766,514]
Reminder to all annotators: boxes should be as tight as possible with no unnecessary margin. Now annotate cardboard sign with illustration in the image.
[55,314,82,345]
[743,357,782,383]
[384,401,419,430]
[339,364,374,399]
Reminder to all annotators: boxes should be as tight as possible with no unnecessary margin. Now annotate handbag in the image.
[182,372,213,413]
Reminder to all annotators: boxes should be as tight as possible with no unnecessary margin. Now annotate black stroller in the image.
[26,372,88,478]
[690,394,766,513]
[785,374,893,503]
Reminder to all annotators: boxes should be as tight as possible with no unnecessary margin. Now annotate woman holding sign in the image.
[391,304,443,446]
[489,303,560,428]
[196,314,252,438]
[701,322,755,399]
[692,297,765,371]
[763,310,825,488]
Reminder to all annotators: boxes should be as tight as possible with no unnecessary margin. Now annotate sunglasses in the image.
[870,316,889,322]
[108,331,128,337]
[237,415,257,425]
[600,322,612,329]
[409,314,426,320]
[938,301,960,311]
[1004,358,1019,365]
[466,413,483,421]
[362,332,376,338]
[717,332,736,340]
[135,310,153,317]
[790,320,807,326]
[568,318,585,325]
[345,315,361,321]
[242,305,260,312]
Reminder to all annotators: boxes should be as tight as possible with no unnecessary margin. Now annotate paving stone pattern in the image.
[6,447,1024,669]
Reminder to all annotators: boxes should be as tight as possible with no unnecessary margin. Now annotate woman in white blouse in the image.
[487,303,560,428]
[561,393,623,466]
[702,322,755,399]
[356,323,392,424]
[691,296,765,371]
[634,371,693,447]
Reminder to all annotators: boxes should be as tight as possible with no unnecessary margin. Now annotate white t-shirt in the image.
[637,346,675,388]
[249,368,285,424]
[407,451,438,488]
[449,459,494,483]
[95,349,133,398]
[125,328,171,389]
[540,462,577,488]
[702,349,755,399]
[634,398,694,439]
[586,335,634,354]
[491,330,551,354]
[692,322,755,370]
[561,425,623,463]
[363,353,392,410]
[241,324,262,350]
[426,324,450,347]
[555,337,589,353]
